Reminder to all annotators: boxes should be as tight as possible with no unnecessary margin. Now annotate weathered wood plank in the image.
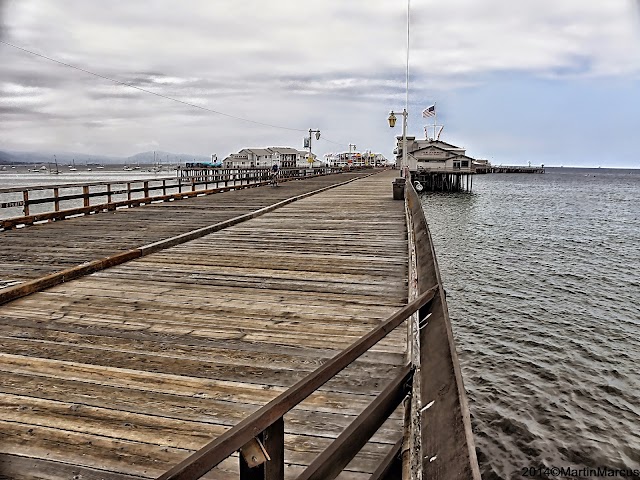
[0,171,409,477]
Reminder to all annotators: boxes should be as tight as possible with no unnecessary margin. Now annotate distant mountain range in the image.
[0,149,211,165]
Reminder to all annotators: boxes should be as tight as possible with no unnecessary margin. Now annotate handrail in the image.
[296,364,413,480]
[156,285,438,480]
[0,167,359,230]
[405,180,482,480]
[0,176,176,193]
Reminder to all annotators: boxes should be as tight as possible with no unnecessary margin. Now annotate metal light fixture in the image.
[388,111,397,128]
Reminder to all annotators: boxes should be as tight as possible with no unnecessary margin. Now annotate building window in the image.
[462,160,469,168]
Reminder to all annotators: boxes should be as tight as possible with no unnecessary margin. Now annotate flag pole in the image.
[434,102,437,141]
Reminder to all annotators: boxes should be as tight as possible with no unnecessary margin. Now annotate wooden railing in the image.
[156,286,439,480]
[0,167,350,230]
[405,180,481,479]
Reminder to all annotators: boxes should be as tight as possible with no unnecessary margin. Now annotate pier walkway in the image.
[0,170,410,479]
[0,172,370,292]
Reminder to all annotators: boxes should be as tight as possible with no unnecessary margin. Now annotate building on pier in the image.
[222,147,308,168]
[395,136,478,192]
[324,151,388,168]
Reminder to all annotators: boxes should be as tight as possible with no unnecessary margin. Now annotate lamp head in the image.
[388,111,397,128]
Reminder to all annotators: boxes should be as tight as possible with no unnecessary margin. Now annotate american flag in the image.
[422,105,436,118]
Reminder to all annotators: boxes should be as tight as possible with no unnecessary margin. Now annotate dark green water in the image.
[420,168,640,479]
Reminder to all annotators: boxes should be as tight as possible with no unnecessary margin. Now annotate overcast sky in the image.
[1,1,640,166]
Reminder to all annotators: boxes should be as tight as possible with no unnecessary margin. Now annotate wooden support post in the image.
[23,190,29,216]
[162,180,167,196]
[143,181,149,198]
[178,178,182,194]
[127,183,132,200]
[107,184,112,204]
[53,188,60,212]
[239,419,284,480]
[83,185,90,207]
[191,179,196,192]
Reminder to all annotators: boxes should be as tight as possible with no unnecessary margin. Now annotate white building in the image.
[271,147,301,168]
[222,147,302,168]
[324,152,388,168]
[395,137,476,173]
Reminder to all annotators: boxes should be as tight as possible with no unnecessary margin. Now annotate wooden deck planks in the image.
[0,170,408,479]
[0,173,370,290]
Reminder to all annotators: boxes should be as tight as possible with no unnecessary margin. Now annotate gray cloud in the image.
[1,1,639,165]
[0,0,5,40]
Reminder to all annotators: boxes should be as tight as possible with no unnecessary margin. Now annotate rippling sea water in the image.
[420,168,640,479]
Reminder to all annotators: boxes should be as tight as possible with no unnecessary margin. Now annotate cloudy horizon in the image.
[1,1,640,167]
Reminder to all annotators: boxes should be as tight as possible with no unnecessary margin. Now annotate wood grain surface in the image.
[0,170,409,479]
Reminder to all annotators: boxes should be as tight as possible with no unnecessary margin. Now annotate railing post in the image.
[144,181,149,198]
[23,190,29,216]
[162,180,167,196]
[239,418,284,480]
[53,188,60,212]
[107,184,112,204]
[127,183,132,200]
[83,185,90,207]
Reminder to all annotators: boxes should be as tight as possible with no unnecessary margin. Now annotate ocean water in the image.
[420,168,640,479]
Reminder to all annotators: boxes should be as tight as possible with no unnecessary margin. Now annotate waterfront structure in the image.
[395,136,477,192]
[395,136,476,173]
[222,147,306,169]
[324,151,388,168]
[473,158,491,173]
[222,148,273,168]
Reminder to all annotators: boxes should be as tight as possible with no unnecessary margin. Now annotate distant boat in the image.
[51,155,60,175]
[97,165,105,169]
[69,159,77,172]
[87,168,92,171]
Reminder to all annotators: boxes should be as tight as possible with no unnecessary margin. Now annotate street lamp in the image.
[348,143,356,169]
[306,129,321,168]
[388,109,408,176]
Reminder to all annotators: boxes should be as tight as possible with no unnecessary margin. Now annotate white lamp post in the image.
[307,129,321,168]
[348,143,356,169]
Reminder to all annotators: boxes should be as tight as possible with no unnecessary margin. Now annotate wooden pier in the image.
[476,165,545,174]
[0,170,480,479]
[410,171,474,193]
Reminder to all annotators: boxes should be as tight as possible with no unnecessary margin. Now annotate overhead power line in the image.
[0,40,313,134]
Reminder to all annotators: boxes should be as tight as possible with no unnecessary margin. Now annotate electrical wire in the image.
[1,40,365,151]
[319,136,348,147]
[0,40,309,133]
